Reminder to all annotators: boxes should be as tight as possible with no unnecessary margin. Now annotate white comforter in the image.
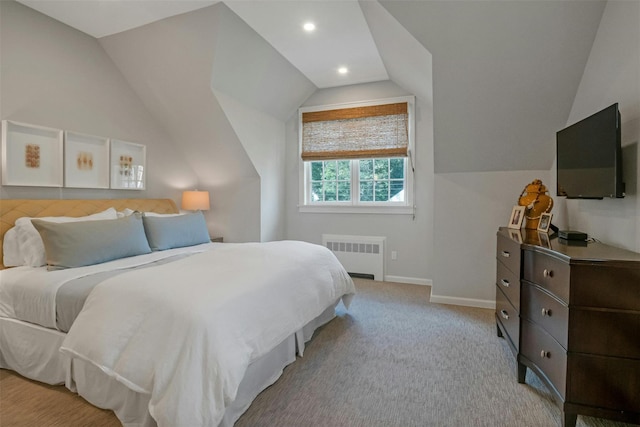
[0,243,215,329]
[60,240,354,427]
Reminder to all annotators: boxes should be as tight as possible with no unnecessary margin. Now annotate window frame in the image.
[298,96,415,215]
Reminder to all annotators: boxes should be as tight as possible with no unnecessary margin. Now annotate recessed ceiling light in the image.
[338,67,348,75]
[303,22,316,32]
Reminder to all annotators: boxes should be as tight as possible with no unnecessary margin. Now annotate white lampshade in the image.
[181,190,210,211]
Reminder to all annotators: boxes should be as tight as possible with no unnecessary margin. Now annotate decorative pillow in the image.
[142,211,209,251]
[14,208,118,267]
[2,227,23,267]
[32,214,151,270]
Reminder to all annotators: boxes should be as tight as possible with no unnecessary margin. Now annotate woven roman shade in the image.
[301,102,409,161]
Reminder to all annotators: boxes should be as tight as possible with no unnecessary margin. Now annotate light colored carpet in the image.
[0,278,635,426]
[235,278,634,427]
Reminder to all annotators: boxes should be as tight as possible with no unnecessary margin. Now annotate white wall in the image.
[432,170,551,307]
[210,5,315,241]
[285,80,433,284]
[215,91,286,241]
[100,3,315,242]
[0,0,197,203]
[554,0,640,252]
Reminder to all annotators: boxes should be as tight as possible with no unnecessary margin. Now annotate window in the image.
[299,96,414,214]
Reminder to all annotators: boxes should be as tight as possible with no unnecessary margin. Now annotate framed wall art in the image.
[110,139,146,190]
[1,120,63,187]
[64,131,109,189]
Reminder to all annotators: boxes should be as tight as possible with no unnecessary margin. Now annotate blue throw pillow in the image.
[142,211,210,251]
[32,214,152,270]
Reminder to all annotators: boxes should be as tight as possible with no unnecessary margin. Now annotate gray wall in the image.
[285,80,433,284]
[0,0,197,203]
[553,0,640,252]
[99,3,315,242]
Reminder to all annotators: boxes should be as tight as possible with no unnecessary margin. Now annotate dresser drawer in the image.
[568,353,640,411]
[571,264,640,311]
[569,308,640,358]
[521,281,568,349]
[497,233,521,276]
[521,319,567,399]
[496,260,520,311]
[523,250,570,303]
[496,285,519,351]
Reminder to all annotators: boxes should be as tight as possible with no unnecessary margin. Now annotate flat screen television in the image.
[556,103,625,199]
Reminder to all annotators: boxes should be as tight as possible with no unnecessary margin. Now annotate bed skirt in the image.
[0,300,339,426]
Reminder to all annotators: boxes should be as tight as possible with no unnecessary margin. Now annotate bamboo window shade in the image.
[301,102,409,161]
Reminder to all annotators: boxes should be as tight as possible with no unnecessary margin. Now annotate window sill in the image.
[298,205,414,215]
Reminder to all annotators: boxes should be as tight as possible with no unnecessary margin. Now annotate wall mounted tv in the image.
[556,103,625,199]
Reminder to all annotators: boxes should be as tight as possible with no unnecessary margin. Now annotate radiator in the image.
[322,234,385,281]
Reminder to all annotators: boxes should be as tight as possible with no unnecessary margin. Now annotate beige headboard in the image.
[0,198,179,269]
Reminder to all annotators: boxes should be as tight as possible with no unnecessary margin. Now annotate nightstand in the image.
[210,237,223,243]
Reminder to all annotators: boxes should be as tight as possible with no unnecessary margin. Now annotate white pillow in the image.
[14,207,118,267]
[117,208,135,218]
[143,212,184,217]
[3,227,23,267]
[117,210,182,218]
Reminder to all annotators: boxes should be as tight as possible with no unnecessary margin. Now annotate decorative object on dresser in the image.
[536,213,553,233]
[508,205,526,229]
[181,189,210,211]
[518,179,553,230]
[495,227,640,427]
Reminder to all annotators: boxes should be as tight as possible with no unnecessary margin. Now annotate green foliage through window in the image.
[309,158,406,204]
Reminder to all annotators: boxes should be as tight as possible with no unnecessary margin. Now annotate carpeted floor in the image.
[236,279,635,427]
[0,278,635,426]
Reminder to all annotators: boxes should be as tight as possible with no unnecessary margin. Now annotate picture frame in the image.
[508,205,526,229]
[110,139,146,190]
[1,120,63,187]
[64,131,110,189]
[537,213,553,233]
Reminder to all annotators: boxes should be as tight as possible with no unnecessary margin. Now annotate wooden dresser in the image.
[495,227,640,427]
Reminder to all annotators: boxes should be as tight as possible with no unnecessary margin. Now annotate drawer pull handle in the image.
[501,279,510,287]
[501,251,510,258]
[540,350,550,359]
[543,269,554,278]
[500,310,509,320]
[541,308,552,317]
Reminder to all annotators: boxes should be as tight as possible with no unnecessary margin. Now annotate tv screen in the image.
[556,103,624,199]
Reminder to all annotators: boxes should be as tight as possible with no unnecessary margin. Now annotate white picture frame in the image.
[64,131,110,189]
[110,139,146,190]
[537,213,553,233]
[508,205,526,229]
[1,120,63,187]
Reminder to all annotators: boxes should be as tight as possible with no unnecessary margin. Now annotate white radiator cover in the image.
[322,234,385,281]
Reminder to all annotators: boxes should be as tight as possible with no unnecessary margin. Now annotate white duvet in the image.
[0,243,215,329]
[59,240,354,427]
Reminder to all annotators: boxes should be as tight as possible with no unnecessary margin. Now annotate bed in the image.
[0,198,355,427]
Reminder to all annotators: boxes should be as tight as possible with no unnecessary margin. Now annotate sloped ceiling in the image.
[380,0,607,173]
[15,0,607,175]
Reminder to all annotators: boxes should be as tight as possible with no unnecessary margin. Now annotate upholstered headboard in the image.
[0,198,179,269]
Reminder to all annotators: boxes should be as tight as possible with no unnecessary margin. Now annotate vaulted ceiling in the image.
[15,0,607,173]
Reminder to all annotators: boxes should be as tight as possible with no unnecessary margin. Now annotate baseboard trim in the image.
[383,275,432,287]
[429,294,496,310]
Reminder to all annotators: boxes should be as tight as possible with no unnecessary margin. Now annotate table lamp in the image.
[181,190,210,211]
